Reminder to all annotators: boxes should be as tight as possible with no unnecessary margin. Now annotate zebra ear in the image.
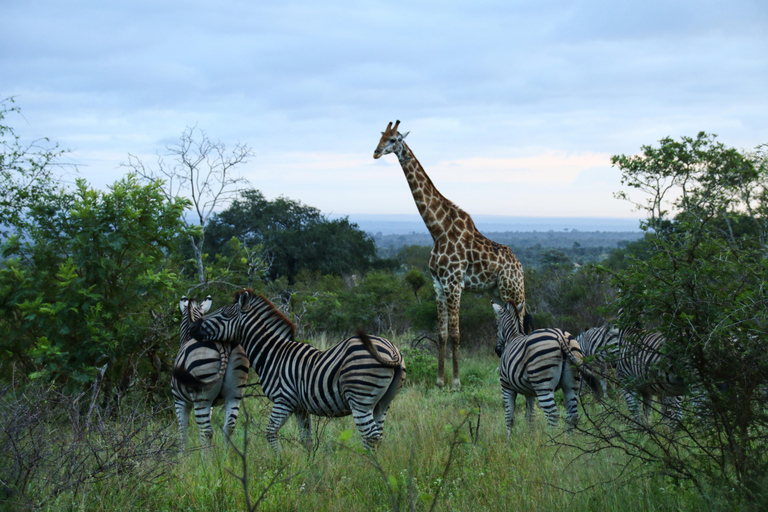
[201,295,212,314]
[179,296,188,314]
[492,303,503,316]
[514,301,525,316]
[237,290,253,313]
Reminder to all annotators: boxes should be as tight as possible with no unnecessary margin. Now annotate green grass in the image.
[25,349,708,512]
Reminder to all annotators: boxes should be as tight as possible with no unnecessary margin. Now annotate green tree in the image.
[206,189,377,284]
[586,133,768,503]
[0,176,188,390]
[0,98,66,235]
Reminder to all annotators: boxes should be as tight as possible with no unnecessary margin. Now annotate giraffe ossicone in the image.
[373,120,526,390]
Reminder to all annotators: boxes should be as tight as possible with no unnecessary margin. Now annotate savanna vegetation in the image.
[1,98,766,510]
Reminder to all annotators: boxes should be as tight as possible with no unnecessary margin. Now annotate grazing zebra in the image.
[493,302,590,434]
[172,296,250,447]
[576,324,620,397]
[189,289,406,452]
[616,329,686,427]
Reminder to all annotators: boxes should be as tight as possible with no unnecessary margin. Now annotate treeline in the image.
[374,230,642,267]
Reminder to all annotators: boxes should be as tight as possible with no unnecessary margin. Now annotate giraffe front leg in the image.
[444,283,463,390]
[434,281,449,388]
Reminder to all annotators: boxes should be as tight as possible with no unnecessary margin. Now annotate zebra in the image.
[576,324,620,398]
[616,329,686,427]
[189,288,406,452]
[493,301,591,435]
[171,296,250,447]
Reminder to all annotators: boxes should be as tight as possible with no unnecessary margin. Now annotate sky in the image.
[2,0,766,221]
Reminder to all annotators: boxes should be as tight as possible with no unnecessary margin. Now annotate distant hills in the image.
[334,213,643,235]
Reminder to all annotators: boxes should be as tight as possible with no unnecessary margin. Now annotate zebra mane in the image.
[234,289,297,339]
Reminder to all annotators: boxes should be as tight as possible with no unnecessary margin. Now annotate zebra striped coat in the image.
[493,302,589,434]
[616,329,686,427]
[189,289,406,452]
[576,325,620,397]
[172,296,250,446]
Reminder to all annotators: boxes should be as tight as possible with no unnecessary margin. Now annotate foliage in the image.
[525,264,617,335]
[0,97,67,237]
[587,132,768,503]
[0,176,188,389]
[206,189,378,284]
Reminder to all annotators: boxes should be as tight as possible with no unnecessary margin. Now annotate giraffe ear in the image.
[400,131,409,140]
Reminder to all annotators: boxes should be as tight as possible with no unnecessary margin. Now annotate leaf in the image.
[338,429,353,442]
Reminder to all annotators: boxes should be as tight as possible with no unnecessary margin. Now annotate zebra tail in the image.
[356,329,401,367]
[560,333,599,379]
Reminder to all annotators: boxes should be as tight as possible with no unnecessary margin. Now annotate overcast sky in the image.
[2,0,766,220]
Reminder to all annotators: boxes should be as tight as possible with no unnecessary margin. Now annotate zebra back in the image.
[577,325,620,368]
[617,329,686,396]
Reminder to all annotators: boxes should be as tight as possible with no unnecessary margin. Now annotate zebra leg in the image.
[294,409,312,451]
[175,400,192,448]
[193,399,215,445]
[266,402,293,454]
[221,395,242,443]
[349,404,382,451]
[624,388,641,423]
[536,389,560,427]
[502,387,517,437]
[661,395,683,430]
[524,395,536,430]
[562,386,579,430]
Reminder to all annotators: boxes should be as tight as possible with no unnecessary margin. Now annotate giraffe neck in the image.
[395,142,460,240]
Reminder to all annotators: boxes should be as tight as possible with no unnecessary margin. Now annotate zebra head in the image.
[189,289,256,344]
[178,295,213,345]
[492,301,526,357]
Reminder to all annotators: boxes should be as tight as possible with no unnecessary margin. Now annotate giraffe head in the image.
[373,120,409,159]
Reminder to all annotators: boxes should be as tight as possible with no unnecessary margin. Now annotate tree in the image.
[580,133,768,504]
[0,97,67,236]
[0,176,188,390]
[206,189,377,284]
[125,126,252,285]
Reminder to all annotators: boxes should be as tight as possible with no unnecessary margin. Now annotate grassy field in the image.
[22,348,708,512]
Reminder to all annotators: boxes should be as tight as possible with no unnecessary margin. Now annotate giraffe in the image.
[373,120,526,389]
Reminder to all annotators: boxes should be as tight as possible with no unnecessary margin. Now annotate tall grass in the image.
[11,348,709,512]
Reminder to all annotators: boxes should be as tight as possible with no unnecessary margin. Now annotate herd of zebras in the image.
[172,290,688,451]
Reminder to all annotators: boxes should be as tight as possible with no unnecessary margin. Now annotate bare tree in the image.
[125,126,252,284]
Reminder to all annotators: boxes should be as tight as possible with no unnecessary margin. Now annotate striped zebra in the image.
[616,329,686,427]
[172,296,250,447]
[576,324,620,398]
[493,301,590,434]
[189,289,406,452]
